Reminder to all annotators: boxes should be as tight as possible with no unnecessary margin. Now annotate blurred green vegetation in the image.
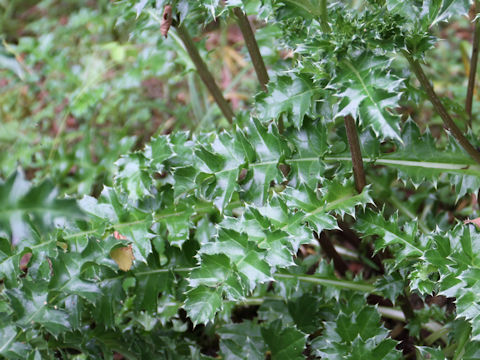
[0,0,282,195]
[2,0,476,196]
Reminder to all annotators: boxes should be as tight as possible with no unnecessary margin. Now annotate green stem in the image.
[319,0,331,33]
[187,72,204,123]
[403,51,480,165]
[274,273,375,293]
[325,155,480,175]
[233,7,269,92]
[424,327,448,346]
[466,0,480,127]
[175,24,235,123]
[236,296,282,306]
[344,115,366,193]
[144,268,375,293]
[151,269,375,293]
[334,244,359,259]
[377,306,447,344]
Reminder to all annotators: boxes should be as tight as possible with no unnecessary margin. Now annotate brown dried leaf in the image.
[20,252,32,272]
[464,217,480,227]
[160,5,173,38]
[113,231,127,240]
[110,245,135,271]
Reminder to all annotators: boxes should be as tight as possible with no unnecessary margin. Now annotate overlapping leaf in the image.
[310,294,402,359]
[355,209,480,341]
[333,53,404,140]
[411,224,480,340]
[79,188,154,262]
[261,320,307,360]
[386,0,470,29]
[111,117,373,324]
[355,208,423,264]
[256,73,320,128]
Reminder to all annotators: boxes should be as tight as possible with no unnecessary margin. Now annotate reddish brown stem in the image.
[175,24,234,123]
[336,221,384,273]
[233,7,269,92]
[398,293,415,321]
[404,52,480,164]
[344,115,366,193]
[315,231,348,276]
[466,0,480,126]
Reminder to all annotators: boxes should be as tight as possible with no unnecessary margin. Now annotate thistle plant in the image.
[1,1,480,359]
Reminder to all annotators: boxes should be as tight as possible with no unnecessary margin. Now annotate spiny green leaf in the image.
[244,118,289,205]
[0,171,84,244]
[387,0,470,29]
[411,224,480,340]
[311,294,402,359]
[430,0,470,27]
[355,208,423,263]
[133,262,174,313]
[287,294,323,333]
[286,119,328,187]
[0,325,30,359]
[279,0,325,17]
[218,321,267,360]
[183,285,222,326]
[6,286,70,336]
[334,53,404,140]
[261,320,307,360]
[200,228,273,291]
[416,346,446,360]
[49,251,101,302]
[79,188,153,262]
[256,73,319,128]
[115,153,152,201]
[0,237,28,286]
[189,254,245,300]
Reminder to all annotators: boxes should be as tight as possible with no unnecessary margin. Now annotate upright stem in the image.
[319,0,331,33]
[398,293,415,321]
[404,51,480,165]
[233,7,269,92]
[344,115,366,193]
[175,24,235,123]
[337,221,384,273]
[315,232,349,276]
[466,0,480,127]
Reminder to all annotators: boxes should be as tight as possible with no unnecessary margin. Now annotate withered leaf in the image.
[161,5,173,38]
[464,218,480,227]
[110,244,135,271]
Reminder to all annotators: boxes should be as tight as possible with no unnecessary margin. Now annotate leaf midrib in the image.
[326,156,480,174]
[213,157,319,176]
[343,60,398,136]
